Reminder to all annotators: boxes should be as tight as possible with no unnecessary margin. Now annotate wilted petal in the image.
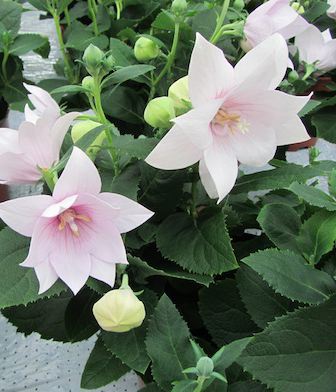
[35,261,59,294]
[189,33,234,107]
[234,34,288,91]
[99,193,154,233]
[90,257,116,287]
[201,140,238,203]
[53,147,102,200]
[0,195,53,236]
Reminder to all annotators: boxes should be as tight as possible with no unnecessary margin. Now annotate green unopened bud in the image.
[168,76,191,114]
[171,0,188,13]
[288,70,300,83]
[240,38,252,53]
[82,76,95,92]
[233,0,245,11]
[291,2,305,14]
[71,120,105,159]
[103,55,115,72]
[134,37,160,62]
[144,97,176,128]
[92,288,146,333]
[196,357,214,378]
[83,44,105,74]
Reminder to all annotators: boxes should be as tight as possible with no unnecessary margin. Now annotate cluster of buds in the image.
[82,44,115,77]
[144,76,191,129]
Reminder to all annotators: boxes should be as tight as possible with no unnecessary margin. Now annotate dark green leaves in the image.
[238,295,336,392]
[0,0,22,36]
[0,228,66,309]
[312,113,336,144]
[289,182,336,211]
[9,34,49,56]
[81,338,129,389]
[146,295,194,391]
[157,210,237,275]
[242,249,336,305]
[102,64,155,87]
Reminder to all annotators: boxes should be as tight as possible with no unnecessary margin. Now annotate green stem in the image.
[210,0,231,44]
[88,0,99,36]
[41,169,58,192]
[52,11,75,83]
[1,50,9,81]
[64,6,71,27]
[149,22,180,100]
[194,377,206,392]
[120,273,129,289]
[115,0,122,19]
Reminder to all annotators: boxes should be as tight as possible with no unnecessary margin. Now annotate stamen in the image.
[58,209,91,237]
[212,108,249,135]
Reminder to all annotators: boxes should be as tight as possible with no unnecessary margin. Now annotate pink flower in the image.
[24,83,61,124]
[0,111,79,184]
[243,0,308,49]
[295,25,336,72]
[0,147,153,294]
[145,33,311,202]
[327,0,336,19]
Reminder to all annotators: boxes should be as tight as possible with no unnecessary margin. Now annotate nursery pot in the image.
[0,96,9,202]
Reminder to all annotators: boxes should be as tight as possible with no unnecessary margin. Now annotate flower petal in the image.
[0,128,20,154]
[42,195,78,218]
[53,147,102,200]
[274,115,310,146]
[24,83,60,120]
[200,140,238,203]
[34,261,59,294]
[0,152,40,184]
[188,33,234,107]
[229,122,277,166]
[295,25,325,65]
[90,257,116,287]
[0,195,53,236]
[99,193,154,233]
[234,34,288,91]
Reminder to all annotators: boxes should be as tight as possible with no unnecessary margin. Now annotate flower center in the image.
[212,108,249,135]
[58,208,91,237]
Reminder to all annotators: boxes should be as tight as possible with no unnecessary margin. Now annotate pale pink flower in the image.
[327,0,336,19]
[0,147,153,294]
[0,111,79,184]
[295,25,336,72]
[146,33,311,202]
[24,83,61,124]
[243,0,309,49]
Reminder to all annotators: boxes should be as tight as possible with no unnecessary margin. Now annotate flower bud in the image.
[196,357,214,378]
[233,0,245,11]
[82,76,95,92]
[134,37,160,62]
[240,38,252,53]
[71,120,105,159]
[144,97,176,128]
[171,0,188,13]
[288,70,300,83]
[92,288,146,333]
[168,76,191,114]
[103,55,115,72]
[83,44,104,74]
[291,2,305,14]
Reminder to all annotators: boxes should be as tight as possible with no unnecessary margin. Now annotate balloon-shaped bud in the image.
[71,120,105,159]
[196,357,214,378]
[171,0,188,13]
[168,76,191,114]
[93,287,146,333]
[144,97,176,128]
[233,0,245,11]
[82,76,95,92]
[83,44,104,75]
[134,37,160,62]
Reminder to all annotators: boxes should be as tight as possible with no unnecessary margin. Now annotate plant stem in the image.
[88,0,99,36]
[64,6,71,27]
[210,0,231,44]
[194,377,206,392]
[1,50,9,81]
[149,22,180,100]
[52,11,75,83]
[120,273,129,289]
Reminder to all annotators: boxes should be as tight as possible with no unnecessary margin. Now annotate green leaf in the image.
[102,64,155,87]
[2,291,72,342]
[257,204,302,252]
[146,294,194,391]
[214,337,252,371]
[199,279,258,345]
[151,11,175,30]
[328,168,336,198]
[102,290,157,374]
[0,228,66,309]
[0,0,22,36]
[172,380,197,392]
[81,338,129,389]
[236,265,298,328]
[242,249,336,304]
[304,0,329,22]
[312,113,336,143]
[289,182,336,211]
[156,210,238,275]
[297,211,336,264]
[238,295,336,392]
[298,99,320,117]
[140,384,163,392]
[228,381,269,392]
[113,134,158,160]
[109,38,136,66]
[66,25,109,51]
[51,85,87,95]
[9,33,49,56]
[64,287,100,342]
[128,255,213,287]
